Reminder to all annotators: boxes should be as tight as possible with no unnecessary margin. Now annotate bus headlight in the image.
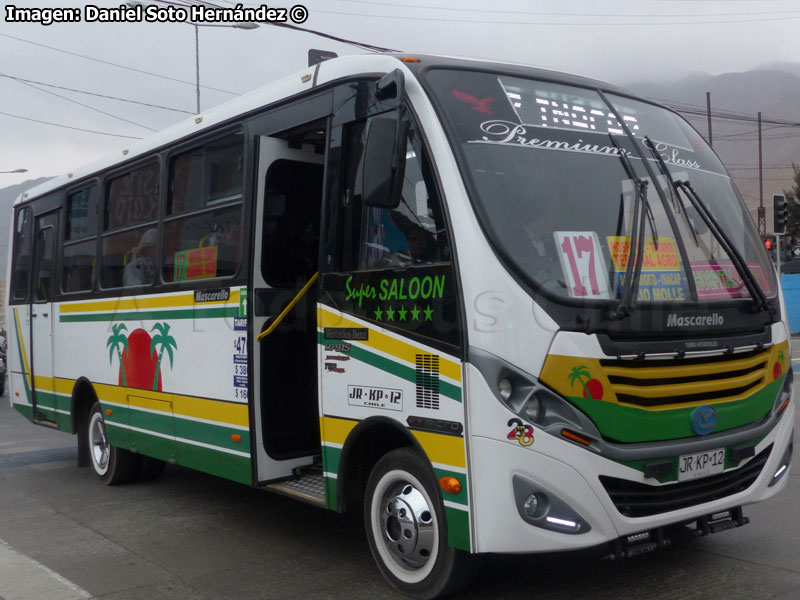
[471,347,602,449]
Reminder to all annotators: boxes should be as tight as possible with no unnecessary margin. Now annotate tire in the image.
[138,456,167,481]
[364,448,476,599]
[87,403,140,485]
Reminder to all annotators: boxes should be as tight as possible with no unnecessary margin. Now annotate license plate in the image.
[678,448,725,482]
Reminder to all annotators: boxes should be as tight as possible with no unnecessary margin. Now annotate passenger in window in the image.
[389,209,439,264]
[123,228,157,287]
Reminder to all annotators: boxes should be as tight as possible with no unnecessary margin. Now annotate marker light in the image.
[439,476,462,495]
[231,434,242,443]
[401,57,420,63]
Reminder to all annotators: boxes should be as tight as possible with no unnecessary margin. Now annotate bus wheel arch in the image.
[71,378,98,468]
[336,417,423,515]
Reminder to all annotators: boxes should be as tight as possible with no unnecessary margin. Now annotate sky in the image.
[0,0,798,188]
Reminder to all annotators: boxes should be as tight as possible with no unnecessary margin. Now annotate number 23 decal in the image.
[507,418,534,447]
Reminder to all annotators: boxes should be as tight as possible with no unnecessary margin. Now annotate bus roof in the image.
[15,53,631,206]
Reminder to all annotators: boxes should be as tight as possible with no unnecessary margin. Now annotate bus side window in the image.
[62,186,98,293]
[10,207,32,303]
[162,131,244,283]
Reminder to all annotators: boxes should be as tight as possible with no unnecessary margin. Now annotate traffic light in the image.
[774,194,788,235]
[765,239,772,250]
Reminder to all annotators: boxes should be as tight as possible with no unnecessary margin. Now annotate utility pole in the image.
[706,92,712,147]
[757,111,766,236]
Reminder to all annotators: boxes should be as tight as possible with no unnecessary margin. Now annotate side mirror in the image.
[362,112,408,209]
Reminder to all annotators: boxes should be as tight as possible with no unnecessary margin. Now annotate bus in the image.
[5,54,794,598]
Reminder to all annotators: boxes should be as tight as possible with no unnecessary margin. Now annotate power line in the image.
[0,74,194,114]
[0,110,144,140]
[10,78,158,132]
[0,32,240,95]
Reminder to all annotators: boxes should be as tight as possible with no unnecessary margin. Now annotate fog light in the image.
[522,493,544,518]
[499,378,513,401]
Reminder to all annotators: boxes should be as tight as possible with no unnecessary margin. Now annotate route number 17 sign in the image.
[554,231,611,299]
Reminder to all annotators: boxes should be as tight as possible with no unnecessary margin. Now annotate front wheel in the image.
[364,448,475,599]
[87,403,140,485]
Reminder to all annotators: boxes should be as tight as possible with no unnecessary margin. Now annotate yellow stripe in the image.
[32,379,249,427]
[59,290,241,314]
[318,306,462,382]
[411,430,466,469]
[321,416,466,469]
[320,416,357,445]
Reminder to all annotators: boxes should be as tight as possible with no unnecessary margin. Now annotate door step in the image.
[266,472,326,507]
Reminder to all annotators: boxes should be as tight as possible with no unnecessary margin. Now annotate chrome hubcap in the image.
[380,483,435,569]
[90,413,109,472]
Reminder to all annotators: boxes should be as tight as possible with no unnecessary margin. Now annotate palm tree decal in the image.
[567,364,604,400]
[774,350,786,380]
[150,322,178,391]
[106,323,129,386]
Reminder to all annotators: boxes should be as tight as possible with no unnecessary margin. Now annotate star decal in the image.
[397,307,408,321]
[385,306,395,321]
[374,306,383,321]
[423,305,434,321]
[410,305,421,321]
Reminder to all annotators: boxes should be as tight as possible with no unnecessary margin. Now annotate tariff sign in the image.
[554,231,611,299]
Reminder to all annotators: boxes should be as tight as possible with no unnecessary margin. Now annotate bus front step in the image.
[266,473,326,507]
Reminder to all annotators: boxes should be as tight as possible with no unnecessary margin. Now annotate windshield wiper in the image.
[608,134,652,319]
[643,136,699,247]
[643,137,770,313]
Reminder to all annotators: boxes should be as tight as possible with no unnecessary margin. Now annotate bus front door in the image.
[251,132,326,483]
[30,210,59,427]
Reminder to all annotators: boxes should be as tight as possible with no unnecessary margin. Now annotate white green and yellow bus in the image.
[4,54,794,598]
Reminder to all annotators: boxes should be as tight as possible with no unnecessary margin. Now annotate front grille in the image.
[600,444,772,518]
[600,349,769,407]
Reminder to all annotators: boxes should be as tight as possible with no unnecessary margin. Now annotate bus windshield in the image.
[425,69,776,305]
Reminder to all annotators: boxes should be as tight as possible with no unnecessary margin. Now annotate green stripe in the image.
[105,422,250,484]
[325,476,338,511]
[322,444,342,473]
[60,306,239,323]
[103,402,250,453]
[569,376,782,443]
[317,331,462,402]
[12,403,34,420]
[444,506,470,551]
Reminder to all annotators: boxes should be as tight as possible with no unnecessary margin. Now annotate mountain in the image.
[0,177,51,279]
[627,66,800,229]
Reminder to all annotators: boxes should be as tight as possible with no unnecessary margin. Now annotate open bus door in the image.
[251,114,328,486]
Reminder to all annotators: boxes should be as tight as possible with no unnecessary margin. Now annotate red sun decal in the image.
[107,322,177,392]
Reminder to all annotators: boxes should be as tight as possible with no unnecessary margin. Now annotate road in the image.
[0,375,798,600]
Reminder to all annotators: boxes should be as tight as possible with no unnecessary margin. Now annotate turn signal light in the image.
[439,476,461,494]
[561,429,591,446]
[777,397,790,416]
[401,57,420,63]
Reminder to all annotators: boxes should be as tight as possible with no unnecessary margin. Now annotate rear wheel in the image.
[87,403,140,485]
[364,448,475,599]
